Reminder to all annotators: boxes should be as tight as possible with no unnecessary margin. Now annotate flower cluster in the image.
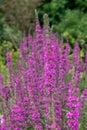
[66,84,80,130]
[0,13,87,130]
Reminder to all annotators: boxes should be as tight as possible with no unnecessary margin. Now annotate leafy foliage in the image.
[38,0,87,50]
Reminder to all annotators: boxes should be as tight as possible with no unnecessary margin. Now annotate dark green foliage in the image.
[38,0,67,25]
[75,0,87,12]
[38,0,87,50]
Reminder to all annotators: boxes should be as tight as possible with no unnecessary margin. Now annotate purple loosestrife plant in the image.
[66,81,80,130]
[43,37,57,129]
[73,43,83,83]
[0,12,87,130]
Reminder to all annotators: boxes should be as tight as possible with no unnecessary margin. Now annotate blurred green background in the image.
[1,0,87,61]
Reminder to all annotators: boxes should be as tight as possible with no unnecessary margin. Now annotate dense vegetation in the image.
[38,0,87,48]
